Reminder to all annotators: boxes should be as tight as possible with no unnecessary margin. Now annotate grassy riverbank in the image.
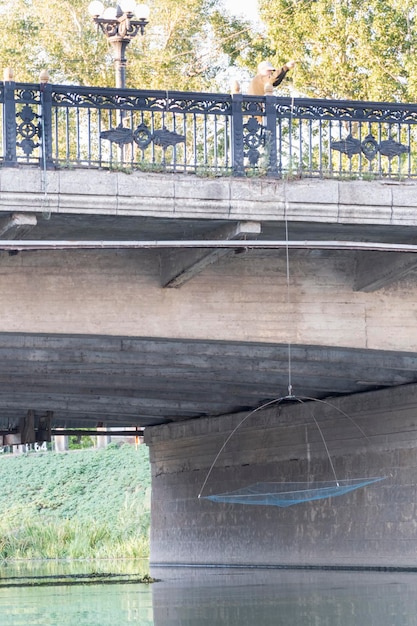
[0,444,151,561]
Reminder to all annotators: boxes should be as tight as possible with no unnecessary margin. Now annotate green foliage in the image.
[256,0,417,102]
[68,434,95,449]
[210,11,270,72]
[1,0,414,103]
[0,0,224,90]
[0,444,151,560]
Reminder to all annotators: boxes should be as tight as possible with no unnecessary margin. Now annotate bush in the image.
[0,445,151,561]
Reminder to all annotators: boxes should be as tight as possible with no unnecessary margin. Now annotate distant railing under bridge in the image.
[2,80,417,179]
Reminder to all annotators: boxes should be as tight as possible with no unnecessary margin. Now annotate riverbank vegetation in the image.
[0,444,151,561]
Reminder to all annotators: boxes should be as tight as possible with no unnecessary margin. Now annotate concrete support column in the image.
[96,425,111,449]
[145,383,417,570]
[54,432,68,452]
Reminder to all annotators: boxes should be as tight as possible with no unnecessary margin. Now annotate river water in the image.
[1,560,417,625]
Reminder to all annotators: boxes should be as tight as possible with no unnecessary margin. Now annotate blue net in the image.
[202,477,385,507]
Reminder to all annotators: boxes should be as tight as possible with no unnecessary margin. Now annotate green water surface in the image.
[2,561,417,625]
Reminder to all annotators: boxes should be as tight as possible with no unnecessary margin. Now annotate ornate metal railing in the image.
[1,80,417,179]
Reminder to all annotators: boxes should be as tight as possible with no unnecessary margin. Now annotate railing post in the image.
[231,92,245,176]
[265,93,278,177]
[3,73,17,166]
[40,80,54,169]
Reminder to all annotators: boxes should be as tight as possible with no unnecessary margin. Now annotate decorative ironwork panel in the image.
[1,81,417,177]
[100,122,186,151]
[331,133,409,161]
[270,96,416,179]
[275,98,417,124]
[12,86,43,162]
[242,117,265,166]
[15,86,41,106]
[52,86,232,116]
[49,86,232,173]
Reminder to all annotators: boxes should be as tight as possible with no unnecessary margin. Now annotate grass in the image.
[0,444,151,561]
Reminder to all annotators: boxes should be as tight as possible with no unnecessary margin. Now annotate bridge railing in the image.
[2,80,417,179]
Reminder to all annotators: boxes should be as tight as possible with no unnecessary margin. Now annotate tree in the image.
[127,0,219,90]
[256,0,417,102]
[3,0,414,103]
[0,0,113,85]
[210,12,269,73]
[0,0,225,90]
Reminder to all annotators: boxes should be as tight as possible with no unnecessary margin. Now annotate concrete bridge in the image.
[1,81,417,569]
[1,166,417,569]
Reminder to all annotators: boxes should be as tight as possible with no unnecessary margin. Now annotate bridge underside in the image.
[1,173,417,442]
[0,331,416,438]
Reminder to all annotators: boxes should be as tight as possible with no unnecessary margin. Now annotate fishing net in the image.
[198,395,387,506]
[202,477,385,507]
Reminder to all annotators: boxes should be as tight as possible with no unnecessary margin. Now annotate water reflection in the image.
[1,558,149,578]
[1,561,417,625]
[151,567,417,626]
[1,583,153,625]
[0,560,153,626]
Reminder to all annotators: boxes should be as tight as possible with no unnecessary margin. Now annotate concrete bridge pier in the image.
[145,383,417,570]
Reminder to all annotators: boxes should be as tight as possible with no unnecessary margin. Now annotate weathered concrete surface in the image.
[0,333,414,429]
[145,383,417,568]
[0,247,415,352]
[2,168,417,227]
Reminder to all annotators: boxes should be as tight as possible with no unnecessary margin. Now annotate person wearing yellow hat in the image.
[248,59,295,95]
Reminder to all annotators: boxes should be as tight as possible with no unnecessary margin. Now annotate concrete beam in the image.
[1,239,417,252]
[0,213,37,239]
[160,221,261,288]
[49,429,144,437]
[354,251,417,292]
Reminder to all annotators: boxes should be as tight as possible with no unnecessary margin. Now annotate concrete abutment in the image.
[145,383,417,569]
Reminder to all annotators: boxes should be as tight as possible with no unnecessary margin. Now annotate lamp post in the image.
[88,0,150,89]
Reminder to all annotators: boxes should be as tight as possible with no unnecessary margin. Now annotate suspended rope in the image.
[198,139,386,505]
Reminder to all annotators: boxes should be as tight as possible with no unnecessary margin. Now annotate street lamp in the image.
[88,0,150,89]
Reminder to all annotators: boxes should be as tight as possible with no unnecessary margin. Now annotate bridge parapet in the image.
[1,80,417,179]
